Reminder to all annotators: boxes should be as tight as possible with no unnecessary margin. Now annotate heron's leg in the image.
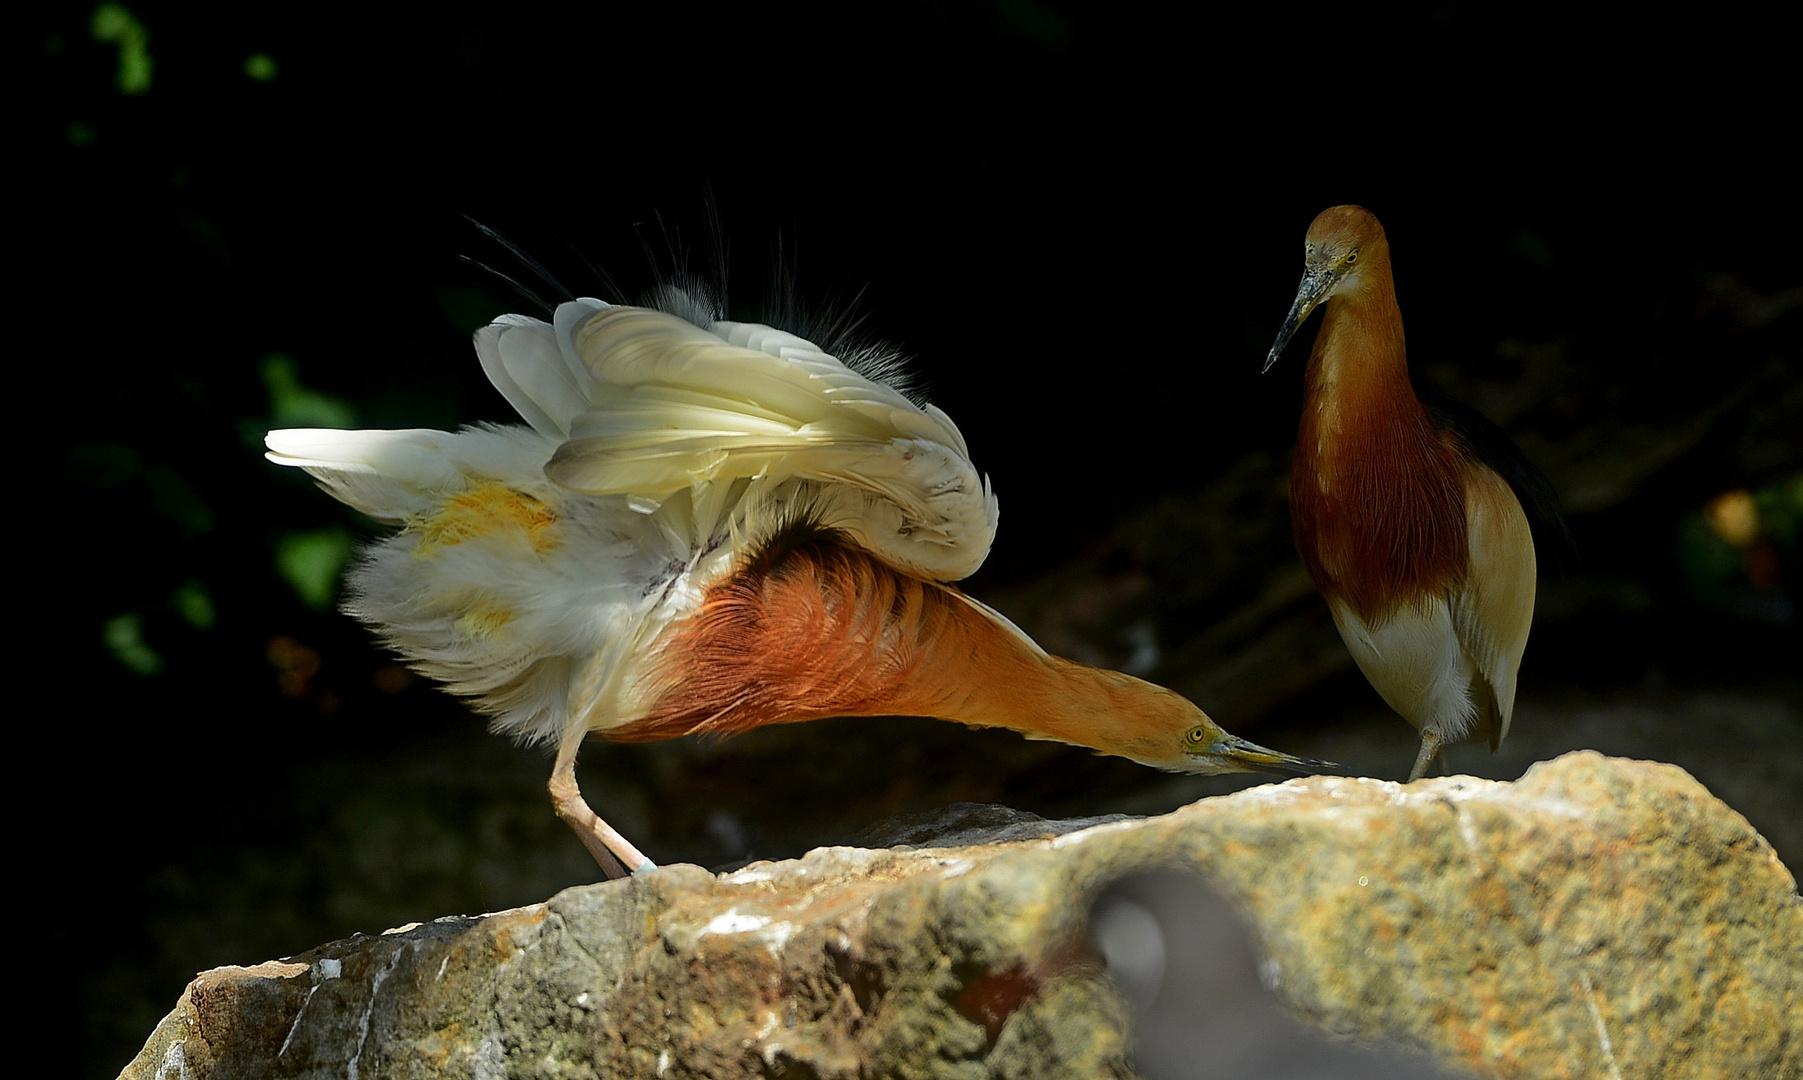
[549,735,656,879]
[1407,729,1444,783]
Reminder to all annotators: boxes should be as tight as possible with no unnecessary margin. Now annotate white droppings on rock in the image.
[154,1040,191,1080]
[1455,803,1481,856]
[1051,818,1137,849]
[1258,956,1284,994]
[349,948,405,1080]
[471,1036,506,1080]
[278,985,320,1057]
[703,909,772,936]
[754,1011,780,1041]
[1229,781,1311,807]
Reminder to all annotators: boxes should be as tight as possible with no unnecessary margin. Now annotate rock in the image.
[120,752,1801,1079]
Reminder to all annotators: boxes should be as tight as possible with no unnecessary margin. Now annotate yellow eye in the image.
[1345,250,1359,265]
[1184,726,1211,747]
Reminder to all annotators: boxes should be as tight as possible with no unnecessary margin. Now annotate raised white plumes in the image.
[265,297,1000,752]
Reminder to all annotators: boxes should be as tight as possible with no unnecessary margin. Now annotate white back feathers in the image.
[482,298,998,581]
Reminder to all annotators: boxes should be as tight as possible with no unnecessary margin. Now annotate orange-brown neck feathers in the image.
[613,527,947,742]
[1290,256,1468,624]
[612,527,1201,766]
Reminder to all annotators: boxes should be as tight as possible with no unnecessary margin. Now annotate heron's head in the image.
[1166,705,1336,777]
[1263,204,1393,373]
[1079,669,1336,777]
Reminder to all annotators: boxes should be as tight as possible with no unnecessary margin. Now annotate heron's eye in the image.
[1345,250,1358,265]
[1183,726,1211,748]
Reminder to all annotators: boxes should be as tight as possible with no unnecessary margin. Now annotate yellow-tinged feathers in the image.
[412,484,559,554]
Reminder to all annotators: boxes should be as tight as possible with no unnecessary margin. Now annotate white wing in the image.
[1449,463,1538,748]
[492,299,998,582]
[263,424,557,522]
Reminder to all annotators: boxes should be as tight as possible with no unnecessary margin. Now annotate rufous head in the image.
[1077,668,1336,777]
[1263,205,1393,373]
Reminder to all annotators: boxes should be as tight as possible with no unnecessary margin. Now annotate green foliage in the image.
[277,527,355,610]
[1756,474,1801,549]
[263,353,356,430]
[1677,476,1801,609]
[170,579,217,629]
[67,441,142,487]
[103,612,163,675]
[1511,230,1555,269]
[145,464,216,537]
[1676,514,1741,587]
[89,3,153,95]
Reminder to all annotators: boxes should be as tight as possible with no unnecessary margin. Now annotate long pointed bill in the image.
[1262,267,1336,373]
[1190,733,1340,776]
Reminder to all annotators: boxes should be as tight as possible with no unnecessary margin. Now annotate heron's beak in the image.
[1262,266,1336,373]
[1189,733,1339,776]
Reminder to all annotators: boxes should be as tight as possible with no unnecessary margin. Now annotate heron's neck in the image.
[615,538,1185,765]
[879,600,1188,765]
[1291,265,1468,620]
[1305,265,1418,432]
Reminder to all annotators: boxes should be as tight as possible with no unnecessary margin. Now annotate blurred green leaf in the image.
[1676,514,1741,589]
[1511,230,1555,269]
[263,354,356,430]
[90,3,153,95]
[68,442,142,487]
[170,579,216,629]
[104,613,163,675]
[147,464,216,536]
[244,53,278,82]
[1755,474,1801,548]
[277,527,354,610]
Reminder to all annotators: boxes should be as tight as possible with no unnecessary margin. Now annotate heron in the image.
[1265,205,1562,781]
[269,289,1332,877]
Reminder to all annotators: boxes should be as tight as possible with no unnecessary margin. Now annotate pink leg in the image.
[549,736,655,879]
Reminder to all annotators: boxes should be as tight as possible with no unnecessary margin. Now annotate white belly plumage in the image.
[1329,596,1483,742]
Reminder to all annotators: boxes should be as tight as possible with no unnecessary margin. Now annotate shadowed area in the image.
[1095,870,1463,1079]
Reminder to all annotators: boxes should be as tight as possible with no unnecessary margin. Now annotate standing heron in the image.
[1265,205,1561,782]
[269,290,1331,877]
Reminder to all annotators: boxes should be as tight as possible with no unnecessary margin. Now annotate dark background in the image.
[32,4,1797,1076]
